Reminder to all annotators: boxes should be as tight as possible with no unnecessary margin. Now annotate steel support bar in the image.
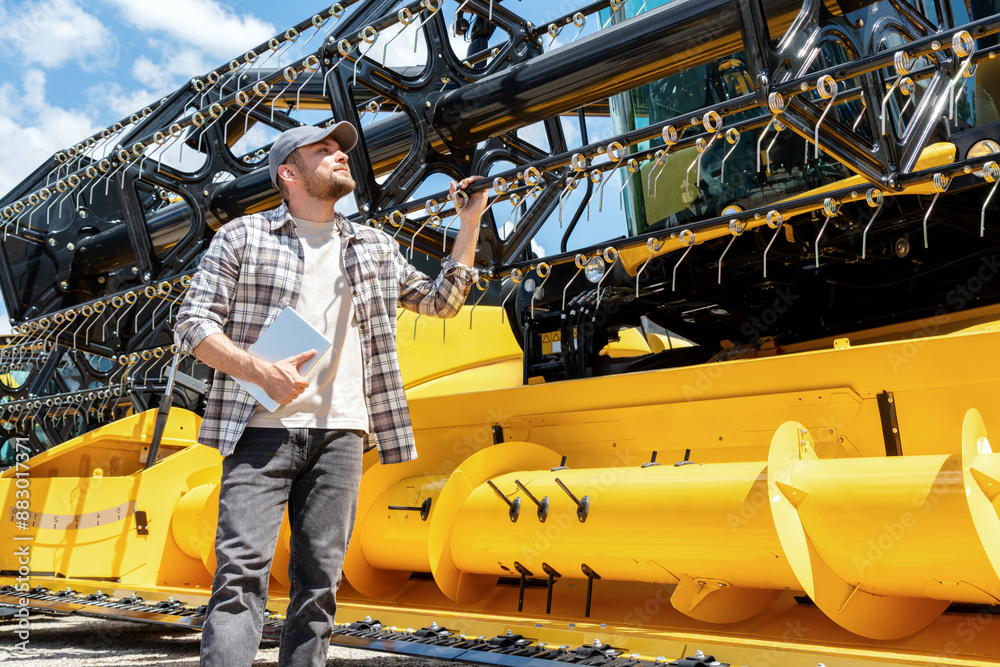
[430,0,802,149]
[202,0,801,222]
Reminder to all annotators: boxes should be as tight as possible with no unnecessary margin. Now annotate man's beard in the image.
[303,166,356,201]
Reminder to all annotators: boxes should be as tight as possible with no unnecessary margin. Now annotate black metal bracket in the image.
[514,479,549,522]
[581,563,601,618]
[487,480,521,522]
[542,562,561,615]
[514,561,533,612]
[555,477,589,522]
[877,391,903,456]
[387,497,433,521]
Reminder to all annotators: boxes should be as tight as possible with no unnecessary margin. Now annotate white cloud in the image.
[0,69,100,196]
[82,46,210,120]
[105,0,275,60]
[131,48,212,94]
[86,81,163,119]
[0,0,115,70]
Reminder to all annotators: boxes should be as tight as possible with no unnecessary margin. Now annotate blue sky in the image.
[0,0,628,328]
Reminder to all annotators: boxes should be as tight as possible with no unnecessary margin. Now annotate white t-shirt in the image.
[247,215,369,432]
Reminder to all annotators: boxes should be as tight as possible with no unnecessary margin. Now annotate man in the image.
[174,122,486,666]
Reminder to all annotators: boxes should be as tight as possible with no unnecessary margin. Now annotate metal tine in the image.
[82,156,113,203]
[112,292,139,341]
[442,189,467,252]
[952,63,976,116]
[10,323,40,369]
[482,176,510,218]
[764,121,785,176]
[196,104,228,159]
[647,126,679,197]
[558,171,581,227]
[499,269,525,324]
[499,192,523,233]
[523,166,547,204]
[354,27,380,87]
[83,301,107,347]
[685,138,708,192]
[597,142,626,213]
[762,210,784,278]
[571,12,587,42]
[852,91,867,131]
[236,47,266,91]
[195,70,223,108]
[562,154,589,204]
[563,253,588,310]
[923,173,951,248]
[153,126,187,173]
[546,23,561,50]
[897,77,916,124]
[73,304,94,350]
[672,230,696,291]
[133,287,159,334]
[880,51,912,136]
[384,210,406,240]
[601,0,626,29]
[409,214,441,262]
[718,220,745,284]
[360,99,380,126]
[813,75,838,159]
[13,321,45,368]
[382,7,418,62]
[697,111,723,185]
[469,277,490,329]
[720,129,740,185]
[218,59,248,102]
[814,197,840,268]
[272,65,302,121]
[617,157,641,202]
[861,189,885,259]
[646,149,665,196]
[530,263,551,320]
[636,238,663,297]
[246,37,283,88]
[756,117,777,175]
[584,171,602,220]
[595,247,618,310]
[949,31,976,121]
[412,0,443,52]
[295,11,332,58]
[982,161,1000,237]
[498,167,543,231]
[35,319,62,367]
[757,91,786,175]
[104,147,136,196]
[43,313,77,360]
[242,81,273,139]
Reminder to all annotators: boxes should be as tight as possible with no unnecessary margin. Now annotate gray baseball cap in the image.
[268,122,359,187]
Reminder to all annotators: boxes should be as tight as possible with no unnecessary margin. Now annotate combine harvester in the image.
[4,0,1000,664]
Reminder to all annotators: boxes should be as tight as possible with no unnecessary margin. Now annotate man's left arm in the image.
[395,176,487,318]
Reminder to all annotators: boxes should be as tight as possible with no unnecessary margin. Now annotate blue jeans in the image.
[200,427,364,666]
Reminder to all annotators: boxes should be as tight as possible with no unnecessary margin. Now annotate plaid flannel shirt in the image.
[174,203,477,463]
